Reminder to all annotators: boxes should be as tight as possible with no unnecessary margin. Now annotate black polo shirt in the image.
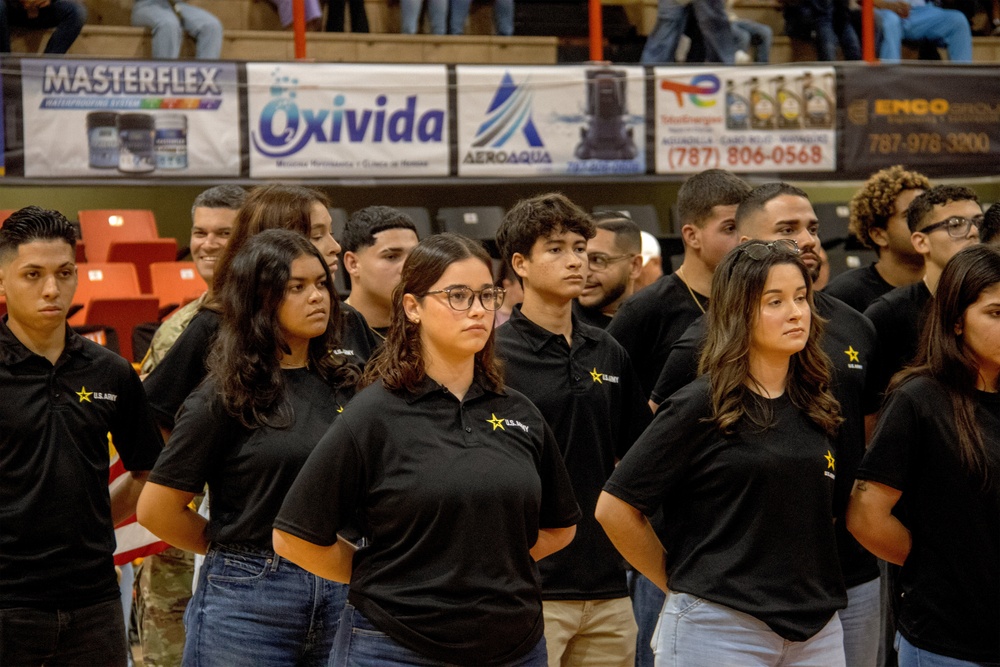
[857,377,1000,663]
[651,292,880,587]
[605,377,847,641]
[863,281,932,399]
[606,273,708,398]
[496,306,652,600]
[274,376,580,666]
[823,263,897,313]
[571,300,612,330]
[0,317,163,609]
[145,303,375,429]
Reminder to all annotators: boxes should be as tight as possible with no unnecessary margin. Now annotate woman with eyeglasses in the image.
[847,245,1000,667]
[596,239,848,666]
[137,230,359,666]
[273,233,581,667]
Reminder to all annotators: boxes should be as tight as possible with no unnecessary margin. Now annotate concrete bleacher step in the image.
[9,26,558,64]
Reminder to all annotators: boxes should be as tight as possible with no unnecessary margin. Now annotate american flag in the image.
[110,439,168,566]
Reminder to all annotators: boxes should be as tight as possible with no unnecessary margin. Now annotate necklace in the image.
[675,267,706,314]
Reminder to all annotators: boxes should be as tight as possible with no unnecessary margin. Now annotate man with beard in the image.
[573,213,642,329]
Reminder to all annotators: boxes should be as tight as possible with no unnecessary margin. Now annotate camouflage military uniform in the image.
[138,294,207,376]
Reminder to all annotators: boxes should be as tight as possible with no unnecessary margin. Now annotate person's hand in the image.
[877,0,911,17]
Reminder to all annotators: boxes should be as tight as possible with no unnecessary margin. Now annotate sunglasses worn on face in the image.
[420,285,506,312]
[739,239,800,260]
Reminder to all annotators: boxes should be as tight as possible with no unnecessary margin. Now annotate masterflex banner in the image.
[654,66,836,174]
[456,66,647,177]
[21,59,240,178]
[246,63,450,178]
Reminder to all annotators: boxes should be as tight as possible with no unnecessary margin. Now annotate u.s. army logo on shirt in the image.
[487,413,530,433]
[843,346,863,370]
[590,368,620,384]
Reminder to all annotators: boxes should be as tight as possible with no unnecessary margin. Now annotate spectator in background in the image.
[326,0,368,32]
[494,259,524,327]
[0,0,84,54]
[729,0,772,61]
[825,165,930,313]
[874,0,972,61]
[400,0,447,34]
[782,0,862,60]
[641,0,736,63]
[448,0,514,35]
[131,0,222,59]
[982,202,1000,246]
[574,213,643,330]
[270,0,322,30]
[634,231,663,292]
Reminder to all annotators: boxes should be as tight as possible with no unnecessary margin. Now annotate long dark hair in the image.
[699,241,842,436]
[208,229,358,428]
[209,184,331,304]
[362,233,503,393]
[891,245,1000,487]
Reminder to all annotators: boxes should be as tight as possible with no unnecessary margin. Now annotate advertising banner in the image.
[246,63,450,178]
[841,66,1000,178]
[653,66,836,174]
[21,59,240,178]
[455,66,647,177]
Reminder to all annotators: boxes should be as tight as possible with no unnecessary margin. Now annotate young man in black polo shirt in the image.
[607,169,750,399]
[495,193,652,667]
[0,206,163,666]
[342,206,419,338]
[824,165,930,313]
[652,183,882,667]
[864,185,982,398]
[573,213,643,329]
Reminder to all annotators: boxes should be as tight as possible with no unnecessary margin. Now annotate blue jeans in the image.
[628,570,666,667]
[131,0,223,59]
[448,0,514,35]
[183,544,348,667]
[896,633,1000,667]
[653,591,846,667]
[0,0,86,53]
[331,603,548,666]
[841,578,881,667]
[641,0,735,63]
[732,18,772,62]
[784,0,860,60]
[400,0,448,34]
[875,4,972,62]
[0,598,127,666]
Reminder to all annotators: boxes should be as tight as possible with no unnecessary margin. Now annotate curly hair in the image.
[208,229,358,429]
[848,166,930,250]
[699,241,842,437]
[361,233,503,394]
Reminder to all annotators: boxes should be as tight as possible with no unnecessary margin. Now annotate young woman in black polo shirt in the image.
[596,240,848,666]
[848,245,1000,667]
[273,233,581,667]
[137,230,359,666]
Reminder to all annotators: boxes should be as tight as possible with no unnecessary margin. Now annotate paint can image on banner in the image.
[246,63,450,179]
[654,66,836,174]
[456,66,646,177]
[20,60,240,178]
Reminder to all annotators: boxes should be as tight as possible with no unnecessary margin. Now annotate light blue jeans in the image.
[400,0,448,34]
[182,544,347,667]
[841,578,881,667]
[896,633,1000,667]
[732,18,772,62]
[448,0,514,35]
[640,0,735,64]
[875,4,972,62]
[131,0,223,59]
[653,591,846,667]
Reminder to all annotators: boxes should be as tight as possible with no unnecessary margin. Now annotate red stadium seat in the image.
[77,209,159,263]
[107,239,179,294]
[149,261,208,312]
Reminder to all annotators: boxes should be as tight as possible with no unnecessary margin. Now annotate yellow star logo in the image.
[844,346,859,363]
[590,368,603,383]
[487,413,505,431]
[824,450,836,471]
[76,386,93,403]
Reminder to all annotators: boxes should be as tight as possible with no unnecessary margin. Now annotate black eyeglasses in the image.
[420,285,506,311]
[918,215,983,238]
[587,253,635,271]
[739,239,800,260]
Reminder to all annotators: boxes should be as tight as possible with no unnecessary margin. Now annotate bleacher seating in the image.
[393,207,437,239]
[149,261,207,313]
[107,239,179,294]
[69,262,159,361]
[77,209,160,263]
[593,204,663,236]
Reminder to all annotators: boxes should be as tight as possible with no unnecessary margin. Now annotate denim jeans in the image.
[331,603,548,666]
[400,0,448,34]
[732,18,772,62]
[131,0,223,59]
[652,591,846,667]
[0,598,127,667]
[182,544,348,667]
[841,578,881,667]
[875,5,973,62]
[628,570,666,667]
[641,0,735,63]
[896,633,1000,667]
[0,0,86,54]
[448,0,514,35]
